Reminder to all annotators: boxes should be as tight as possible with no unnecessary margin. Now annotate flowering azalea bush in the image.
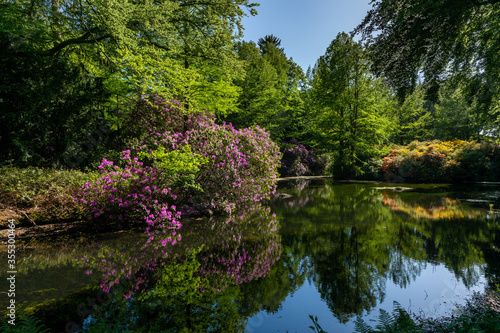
[120,95,281,214]
[380,140,500,183]
[76,93,281,234]
[279,139,329,177]
[76,150,184,251]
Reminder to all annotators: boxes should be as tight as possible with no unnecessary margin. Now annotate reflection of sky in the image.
[383,264,486,318]
[246,281,356,333]
[246,264,487,332]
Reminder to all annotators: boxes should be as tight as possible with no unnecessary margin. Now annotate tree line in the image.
[1,0,498,178]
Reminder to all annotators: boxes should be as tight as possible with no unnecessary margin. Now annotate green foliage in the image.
[0,46,112,168]
[0,311,51,333]
[354,302,422,333]
[309,32,395,178]
[0,166,99,223]
[226,38,305,141]
[113,45,242,116]
[143,145,207,175]
[444,309,500,333]
[433,82,497,141]
[354,0,500,125]
[393,86,433,145]
[309,315,328,333]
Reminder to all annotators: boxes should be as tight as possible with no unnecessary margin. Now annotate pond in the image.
[1,179,499,332]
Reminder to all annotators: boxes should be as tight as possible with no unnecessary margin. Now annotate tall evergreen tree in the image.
[310,32,394,178]
[227,38,304,140]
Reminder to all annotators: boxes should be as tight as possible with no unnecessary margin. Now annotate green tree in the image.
[258,35,306,140]
[309,32,394,178]
[0,46,111,168]
[433,83,478,140]
[393,85,433,144]
[354,0,500,112]
[227,38,305,140]
[0,0,257,167]
[228,41,283,130]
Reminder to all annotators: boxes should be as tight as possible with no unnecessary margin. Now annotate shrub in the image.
[75,150,187,250]
[120,94,281,214]
[279,139,328,177]
[0,166,99,225]
[184,117,281,213]
[357,158,384,180]
[76,94,281,232]
[379,140,500,183]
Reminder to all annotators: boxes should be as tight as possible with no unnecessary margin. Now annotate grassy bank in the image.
[0,167,99,228]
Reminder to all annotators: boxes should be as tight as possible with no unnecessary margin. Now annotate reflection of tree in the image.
[272,181,500,322]
[76,203,284,331]
[380,190,495,285]
[275,183,398,322]
[311,227,386,323]
[238,248,306,316]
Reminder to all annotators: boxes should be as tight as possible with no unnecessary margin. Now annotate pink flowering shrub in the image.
[279,139,329,177]
[76,151,182,250]
[184,119,281,214]
[120,94,281,214]
[78,94,280,220]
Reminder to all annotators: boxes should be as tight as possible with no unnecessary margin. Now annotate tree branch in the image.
[43,30,110,56]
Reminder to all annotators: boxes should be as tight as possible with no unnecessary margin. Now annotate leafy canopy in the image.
[354,0,500,107]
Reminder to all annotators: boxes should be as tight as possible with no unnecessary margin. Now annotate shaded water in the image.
[1,179,499,332]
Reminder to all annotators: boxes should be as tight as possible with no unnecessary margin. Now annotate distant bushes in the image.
[380,140,500,183]
[279,139,329,177]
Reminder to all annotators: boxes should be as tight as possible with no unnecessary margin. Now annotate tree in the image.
[393,85,433,144]
[257,34,284,54]
[227,41,284,132]
[309,32,394,178]
[226,38,305,140]
[0,1,257,67]
[354,0,500,110]
[0,0,257,167]
[0,41,111,168]
[433,83,477,140]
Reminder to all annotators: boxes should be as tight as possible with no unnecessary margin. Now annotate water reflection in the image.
[271,180,500,325]
[2,180,499,332]
[70,204,282,331]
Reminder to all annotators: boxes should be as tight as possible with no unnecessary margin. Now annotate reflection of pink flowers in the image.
[192,204,281,291]
[76,203,281,299]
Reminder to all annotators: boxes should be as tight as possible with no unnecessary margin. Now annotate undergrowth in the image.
[0,166,99,225]
[0,311,51,332]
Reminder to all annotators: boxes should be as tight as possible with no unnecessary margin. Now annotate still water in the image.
[1,179,499,332]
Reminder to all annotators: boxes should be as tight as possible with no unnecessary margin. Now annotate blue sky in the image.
[240,0,373,72]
